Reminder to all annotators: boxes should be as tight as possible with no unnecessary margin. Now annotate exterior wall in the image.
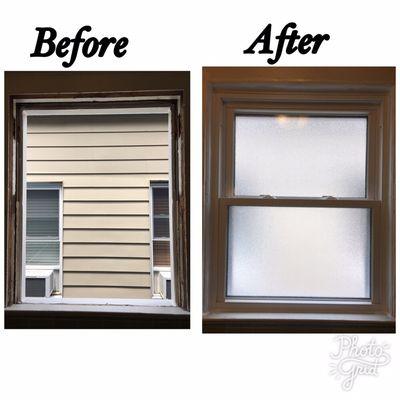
[27,114,169,299]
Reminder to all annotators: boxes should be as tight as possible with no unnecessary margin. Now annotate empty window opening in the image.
[21,109,175,305]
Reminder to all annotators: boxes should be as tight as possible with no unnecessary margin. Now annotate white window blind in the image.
[26,188,60,265]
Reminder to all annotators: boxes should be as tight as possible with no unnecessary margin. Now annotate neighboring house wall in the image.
[27,114,169,298]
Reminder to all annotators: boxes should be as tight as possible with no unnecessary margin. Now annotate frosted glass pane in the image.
[227,207,370,299]
[235,116,367,197]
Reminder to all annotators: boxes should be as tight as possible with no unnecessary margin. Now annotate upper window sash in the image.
[234,114,368,198]
[221,103,381,202]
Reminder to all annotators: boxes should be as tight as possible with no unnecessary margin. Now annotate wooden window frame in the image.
[5,72,190,329]
[203,67,395,333]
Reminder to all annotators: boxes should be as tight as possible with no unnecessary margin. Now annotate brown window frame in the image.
[203,67,395,333]
[5,71,190,328]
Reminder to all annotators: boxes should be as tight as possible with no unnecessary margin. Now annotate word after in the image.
[244,23,330,64]
[30,26,129,68]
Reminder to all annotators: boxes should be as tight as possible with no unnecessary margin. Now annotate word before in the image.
[30,26,129,68]
[244,22,330,64]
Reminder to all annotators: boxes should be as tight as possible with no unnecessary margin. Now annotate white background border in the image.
[0,1,398,399]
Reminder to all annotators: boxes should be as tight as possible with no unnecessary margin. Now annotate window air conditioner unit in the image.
[159,271,172,300]
[26,270,54,297]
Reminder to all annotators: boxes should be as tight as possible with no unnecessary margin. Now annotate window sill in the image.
[5,303,190,329]
[203,312,395,333]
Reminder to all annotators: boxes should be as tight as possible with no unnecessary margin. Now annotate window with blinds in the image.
[151,183,170,267]
[26,184,61,266]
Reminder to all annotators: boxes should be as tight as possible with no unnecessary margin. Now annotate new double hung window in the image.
[203,67,395,332]
[228,115,370,300]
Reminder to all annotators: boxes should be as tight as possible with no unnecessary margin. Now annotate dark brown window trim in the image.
[5,304,189,329]
[203,67,395,333]
[4,71,190,329]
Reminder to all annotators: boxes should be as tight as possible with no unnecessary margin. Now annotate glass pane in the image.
[153,241,170,266]
[27,189,59,238]
[27,189,59,217]
[235,116,367,197]
[26,241,60,265]
[152,187,169,215]
[27,218,59,238]
[154,217,170,238]
[227,207,370,299]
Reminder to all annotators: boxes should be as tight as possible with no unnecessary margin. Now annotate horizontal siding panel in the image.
[64,243,149,258]
[64,202,148,215]
[28,132,168,147]
[63,258,150,272]
[27,145,169,160]
[63,272,150,287]
[64,230,150,243]
[63,286,151,299]
[28,160,169,174]
[27,174,168,187]
[28,114,168,133]
[64,188,149,201]
[64,216,149,229]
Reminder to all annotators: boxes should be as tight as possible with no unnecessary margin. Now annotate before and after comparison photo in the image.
[4,68,395,333]
[1,2,398,400]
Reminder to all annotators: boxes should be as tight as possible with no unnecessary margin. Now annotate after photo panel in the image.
[202,67,395,333]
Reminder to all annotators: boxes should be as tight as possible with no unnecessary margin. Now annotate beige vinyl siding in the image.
[63,188,149,201]
[63,272,150,287]
[27,114,169,299]
[28,160,168,174]
[64,230,150,243]
[63,202,149,215]
[28,132,168,147]
[64,216,149,229]
[28,114,168,132]
[64,258,150,272]
[28,174,168,187]
[63,287,152,299]
[64,244,150,258]
[27,146,168,160]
